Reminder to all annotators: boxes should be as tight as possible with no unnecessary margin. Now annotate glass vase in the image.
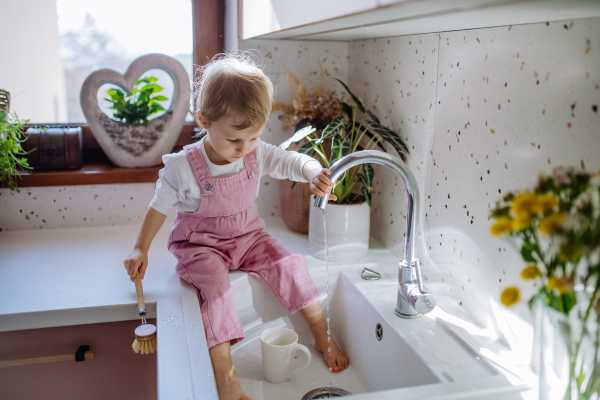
[534,297,600,400]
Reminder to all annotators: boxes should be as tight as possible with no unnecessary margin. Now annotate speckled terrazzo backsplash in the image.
[0,183,175,231]
[348,17,600,363]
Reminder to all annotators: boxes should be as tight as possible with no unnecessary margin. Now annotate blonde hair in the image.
[193,52,274,136]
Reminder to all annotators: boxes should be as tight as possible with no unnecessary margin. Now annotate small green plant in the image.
[0,110,33,192]
[104,76,168,124]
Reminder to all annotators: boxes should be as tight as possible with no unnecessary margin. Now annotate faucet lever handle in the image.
[413,258,425,293]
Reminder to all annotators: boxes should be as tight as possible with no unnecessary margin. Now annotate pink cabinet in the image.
[0,319,157,400]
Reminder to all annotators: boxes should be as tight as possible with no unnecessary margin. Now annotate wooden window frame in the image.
[8,0,224,188]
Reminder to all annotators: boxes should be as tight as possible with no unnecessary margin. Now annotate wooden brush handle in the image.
[0,350,95,368]
[134,274,146,316]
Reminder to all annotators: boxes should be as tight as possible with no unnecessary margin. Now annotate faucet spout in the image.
[314,150,436,318]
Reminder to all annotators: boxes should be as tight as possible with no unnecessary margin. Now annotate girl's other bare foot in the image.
[210,341,251,400]
[299,300,350,373]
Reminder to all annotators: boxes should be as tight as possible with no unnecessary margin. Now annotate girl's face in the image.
[198,112,264,165]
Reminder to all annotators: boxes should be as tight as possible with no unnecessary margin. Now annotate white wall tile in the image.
[0,183,172,232]
[427,18,600,361]
[348,35,439,257]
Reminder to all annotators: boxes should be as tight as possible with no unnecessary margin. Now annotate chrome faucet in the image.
[314,150,436,318]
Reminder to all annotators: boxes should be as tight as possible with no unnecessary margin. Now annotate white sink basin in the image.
[226,262,528,400]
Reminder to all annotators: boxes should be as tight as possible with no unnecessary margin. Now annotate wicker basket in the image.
[279,179,312,234]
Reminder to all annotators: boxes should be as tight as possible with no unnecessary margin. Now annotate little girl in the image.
[123,54,349,400]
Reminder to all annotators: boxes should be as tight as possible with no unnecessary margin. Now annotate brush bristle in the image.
[132,337,157,355]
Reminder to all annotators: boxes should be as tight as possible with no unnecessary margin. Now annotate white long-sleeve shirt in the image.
[149,136,320,215]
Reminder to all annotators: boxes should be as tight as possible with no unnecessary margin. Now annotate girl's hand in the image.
[123,248,148,282]
[309,168,338,201]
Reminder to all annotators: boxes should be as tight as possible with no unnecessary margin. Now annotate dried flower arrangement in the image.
[272,60,342,132]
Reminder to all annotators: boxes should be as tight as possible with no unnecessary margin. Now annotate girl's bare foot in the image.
[214,369,251,400]
[299,300,350,373]
[210,341,252,400]
[315,334,349,373]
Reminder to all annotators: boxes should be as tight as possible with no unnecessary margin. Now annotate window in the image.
[0,0,194,124]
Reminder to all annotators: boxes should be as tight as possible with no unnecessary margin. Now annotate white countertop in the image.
[0,217,536,399]
[0,216,375,332]
[0,222,173,332]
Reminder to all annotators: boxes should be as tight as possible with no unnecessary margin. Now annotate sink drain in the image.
[302,387,352,399]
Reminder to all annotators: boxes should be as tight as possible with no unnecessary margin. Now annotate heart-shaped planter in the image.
[80,53,190,168]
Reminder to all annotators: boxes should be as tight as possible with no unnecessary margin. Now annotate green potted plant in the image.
[490,167,600,399]
[279,78,408,261]
[104,76,168,124]
[273,65,341,234]
[0,109,33,192]
[98,75,170,164]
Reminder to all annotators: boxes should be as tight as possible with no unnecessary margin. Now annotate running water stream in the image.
[322,209,332,371]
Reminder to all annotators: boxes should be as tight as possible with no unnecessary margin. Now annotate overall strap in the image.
[184,144,216,195]
[243,148,259,180]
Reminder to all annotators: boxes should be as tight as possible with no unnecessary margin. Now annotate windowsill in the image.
[3,123,196,188]
[11,148,178,187]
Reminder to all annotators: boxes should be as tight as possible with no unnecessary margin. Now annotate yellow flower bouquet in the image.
[489,167,600,399]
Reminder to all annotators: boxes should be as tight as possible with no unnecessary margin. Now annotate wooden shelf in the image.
[12,149,166,187]
[3,123,196,189]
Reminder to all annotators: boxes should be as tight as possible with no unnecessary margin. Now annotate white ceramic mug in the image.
[260,327,312,383]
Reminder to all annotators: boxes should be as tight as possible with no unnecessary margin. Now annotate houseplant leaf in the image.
[137,76,158,84]
[141,84,163,94]
[360,118,409,158]
[330,135,350,164]
[339,101,354,120]
[280,125,317,150]
[352,122,387,153]
[317,116,350,144]
[0,110,33,192]
[366,110,380,125]
[297,139,317,157]
[357,163,375,206]
[334,79,365,112]
[103,75,169,124]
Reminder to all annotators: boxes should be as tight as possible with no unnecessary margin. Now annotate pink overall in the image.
[167,144,319,349]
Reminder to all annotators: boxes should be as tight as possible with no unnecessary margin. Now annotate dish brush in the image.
[132,273,157,355]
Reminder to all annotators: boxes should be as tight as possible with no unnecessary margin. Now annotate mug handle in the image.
[287,343,312,379]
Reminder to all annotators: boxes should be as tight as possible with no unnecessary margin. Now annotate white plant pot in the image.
[308,194,370,261]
